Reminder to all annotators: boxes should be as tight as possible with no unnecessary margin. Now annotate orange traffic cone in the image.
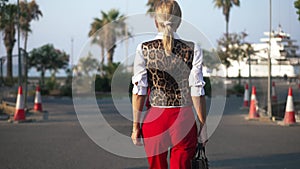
[14,86,25,121]
[248,86,260,119]
[34,85,43,112]
[283,87,296,125]
[272,82,277,102]
[243,83,249,107]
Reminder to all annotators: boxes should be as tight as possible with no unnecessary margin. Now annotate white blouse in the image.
[132,32,205,97]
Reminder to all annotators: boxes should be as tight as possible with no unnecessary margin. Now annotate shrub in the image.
[95,75,110,92]
[232,84,244,95]
[203,77,211,97]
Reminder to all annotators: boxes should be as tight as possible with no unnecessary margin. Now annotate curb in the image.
[277,121,299,127]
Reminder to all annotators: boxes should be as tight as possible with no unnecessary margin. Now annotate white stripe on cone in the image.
[285,89,294,112]
[285,95,294,112]
[34,91,42,104]
[272,82,277,101]
[34,86,42,111]
[243,84,249,107]
[283,87,296,124]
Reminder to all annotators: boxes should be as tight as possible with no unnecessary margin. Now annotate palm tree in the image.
[0,3,18,80]
[19,0,42,52]
[89,9,126,65]
[88,18,105,65]
[213,0,240,37]
[295,0,300,21]
[146,0,158,15]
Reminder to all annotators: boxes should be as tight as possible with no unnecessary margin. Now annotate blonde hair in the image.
[155,1,182,56]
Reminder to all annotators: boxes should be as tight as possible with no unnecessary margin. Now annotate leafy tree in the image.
[295,0,300,21]
[89,9,127,64]
[202,49,220,70]
[19,0,42,51]
[28,44,69,86]
[76,53,99,76]
[213,0,240,37]
[0,3,18,80]
[217,32,254,81]
[0,0,7,9]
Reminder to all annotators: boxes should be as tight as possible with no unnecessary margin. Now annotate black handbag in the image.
[191,143,209,169]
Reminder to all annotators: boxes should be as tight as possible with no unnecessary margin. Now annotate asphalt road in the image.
[0,82,300,169]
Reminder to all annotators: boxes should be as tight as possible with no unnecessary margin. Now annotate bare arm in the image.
[192,95,207,144]
[192,96,206,126]
[131,94,146,146]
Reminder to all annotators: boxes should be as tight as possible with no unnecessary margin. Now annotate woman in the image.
[131,1,207,168]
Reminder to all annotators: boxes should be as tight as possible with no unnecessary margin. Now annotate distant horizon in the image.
[1,64,68,78]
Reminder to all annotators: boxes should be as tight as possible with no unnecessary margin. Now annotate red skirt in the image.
[142,106,197,169]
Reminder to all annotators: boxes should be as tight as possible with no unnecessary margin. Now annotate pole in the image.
[125,0,129,71]
[71,38,74,68]
[248,48,252,89]
[17,0,22,86]
[24,49,28,109]
[0,58,3,86]
[267,0,272,117]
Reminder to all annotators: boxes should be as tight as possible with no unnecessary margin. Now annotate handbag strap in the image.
[195,143,207,160]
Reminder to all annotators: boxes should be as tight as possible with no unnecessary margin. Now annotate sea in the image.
[1,64,68,77]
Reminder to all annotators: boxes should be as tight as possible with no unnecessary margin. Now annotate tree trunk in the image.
[24,31,28,51]
[51,70,56,82]
[5,46,13,80]
[100,44,105,65]
[99,45,105,76]
[41,69,45,87]
[4,25,16,82]
[225,8,230,38]
[226,66,228,78]
[226,20,229,39]
[107,45,116,64]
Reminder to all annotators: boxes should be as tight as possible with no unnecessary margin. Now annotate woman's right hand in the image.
[198,123,208,146]
[131,128,143,146]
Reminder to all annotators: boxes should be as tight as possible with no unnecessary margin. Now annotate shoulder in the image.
[136,39,162,50]
[174,39,196,50]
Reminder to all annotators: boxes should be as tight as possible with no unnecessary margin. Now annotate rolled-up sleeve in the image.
[132,44,148,95]
[189,44,205,96]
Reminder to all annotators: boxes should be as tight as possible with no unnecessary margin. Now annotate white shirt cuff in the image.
[132,85,147,95]
[191,86,205,96]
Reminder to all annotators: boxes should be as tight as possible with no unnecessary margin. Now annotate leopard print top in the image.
[141,39,194,107]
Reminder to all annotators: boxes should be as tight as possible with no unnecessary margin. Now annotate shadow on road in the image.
[211,152,300,169]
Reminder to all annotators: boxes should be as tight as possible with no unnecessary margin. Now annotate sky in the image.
[1,0,300,69]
